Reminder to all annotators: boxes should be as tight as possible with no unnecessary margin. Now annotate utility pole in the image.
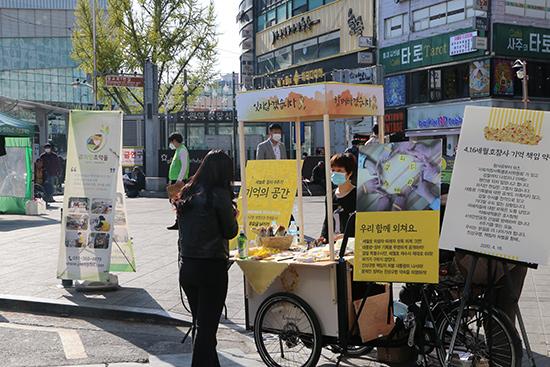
[91,0,98,109]
[183,69,189,146]
[143,59,162,190]
[165,68,170,146]
[232,72,238,176]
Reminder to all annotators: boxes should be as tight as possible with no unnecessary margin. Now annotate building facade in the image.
[378,0,550,165]
[0,0,107,154]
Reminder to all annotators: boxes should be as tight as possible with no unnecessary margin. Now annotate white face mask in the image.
[45,148,51,153]
[272,133,282,143]
[169,143,176,150]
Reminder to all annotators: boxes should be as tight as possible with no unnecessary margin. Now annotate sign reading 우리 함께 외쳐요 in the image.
[354,140,441,284]
[440,106,550,265]
[57,111,123,282]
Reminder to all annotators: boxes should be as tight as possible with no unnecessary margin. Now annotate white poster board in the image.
[57,111,123,281]
[440,106,549,265]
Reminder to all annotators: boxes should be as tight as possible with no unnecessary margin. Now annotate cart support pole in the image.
[295,118,305,244]
[378,115,385,143]
[323,113,335,260]
[238,120,248,239]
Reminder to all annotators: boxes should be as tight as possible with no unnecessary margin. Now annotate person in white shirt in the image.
[256,124,287,160]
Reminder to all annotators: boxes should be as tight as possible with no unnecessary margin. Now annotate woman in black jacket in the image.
[177,150,239,367]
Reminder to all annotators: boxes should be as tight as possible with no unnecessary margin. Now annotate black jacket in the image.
[178,186,239,260]
[321,187,357,240]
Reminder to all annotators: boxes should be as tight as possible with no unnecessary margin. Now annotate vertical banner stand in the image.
[444,248,537,367]
[295,118,305,245]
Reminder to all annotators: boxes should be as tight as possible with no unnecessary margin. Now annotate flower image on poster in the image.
[493,59,514,96]
[469,60,490,97]
[357,140,442,212]
[484,108,543,145]
[384,75,406,107]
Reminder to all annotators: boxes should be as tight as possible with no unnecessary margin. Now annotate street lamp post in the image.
[513,59,529,110]
[183,69,189,147]
[91,0,98,109]
[231,72,238,175]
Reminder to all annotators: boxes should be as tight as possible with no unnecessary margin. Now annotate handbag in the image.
[167,181,185,201]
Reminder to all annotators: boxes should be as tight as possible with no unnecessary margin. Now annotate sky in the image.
[209,0,242,75]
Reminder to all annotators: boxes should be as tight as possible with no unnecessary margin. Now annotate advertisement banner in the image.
[354,140,441,283]
[384,75,406,107]
[469,60,490,97]
[236,160,298,241]
[109,173,136,272]
[441,107,550,265]
[121,147,144,167]
[493,23,550,60]
[57,111,123,281]
[236,83,384,122]
[493,59,515,96]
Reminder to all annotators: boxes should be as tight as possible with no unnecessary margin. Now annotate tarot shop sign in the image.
[354,140,442,283]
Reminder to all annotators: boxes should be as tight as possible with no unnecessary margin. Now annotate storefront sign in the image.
[474,0,489,11]
[354,140,442,283]
[276,68,325,87]
[381,28,485,74]
[473,36,488,50]
[494,23,550,59]
[345,67,375,84]
[408,100,491,130]
[450,31,478,56]
[493,59,515,96]
[237,82,384,122]
[469,59,490,97]
[236,160,298,240]
[347,8,364,36]
[121,147,144,167]
[272,16,320,45]
[384,109,407,134]
[384,75,406,108]
[57,111,123,282]
[474,17,488,32]
[358,51,374,65]
[358,36,374,48]
[440,107,550,265]
[105,75,144,88]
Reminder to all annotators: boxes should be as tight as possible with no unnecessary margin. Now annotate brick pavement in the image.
[0,196,549,366]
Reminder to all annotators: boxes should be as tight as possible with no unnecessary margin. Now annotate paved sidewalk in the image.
[1,196,549,366]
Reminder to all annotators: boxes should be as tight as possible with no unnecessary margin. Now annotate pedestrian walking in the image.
[167,132,190,230]
[39,143,62,202]
[256,123,287,160]
[176,150,239,367]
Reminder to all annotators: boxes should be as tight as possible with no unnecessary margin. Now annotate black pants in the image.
[180,258,228,367]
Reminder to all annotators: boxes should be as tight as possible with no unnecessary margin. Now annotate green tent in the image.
[0,112,35,214]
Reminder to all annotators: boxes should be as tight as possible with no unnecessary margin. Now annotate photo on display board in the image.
[91,198,113,215]
[88,232,110,249]
[357,140,442,212]
[68,197,89,213]
[114,210,127,226]
[91,215,111,232]
[66,214,89,231]
[65,231,87,248]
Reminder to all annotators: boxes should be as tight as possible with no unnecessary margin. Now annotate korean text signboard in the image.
[380,28,485,74]
[354,140,441,283]
[236,160,298,241]
[57,111,123,281]
[122,147,144,167]
[236,83,384,122]
[493,23,550,60]
[441,107,550,265]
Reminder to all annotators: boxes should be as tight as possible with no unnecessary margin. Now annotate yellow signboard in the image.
[354,211,440,284]
[236,160,298,243]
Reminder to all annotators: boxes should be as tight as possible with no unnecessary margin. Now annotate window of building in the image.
[385,14,409,39]
[257,14,266,31]
[318,31,340,59]
[257,52,275,74]
[309,0,324,11]
[412,0,481,32]
[293,38,318,64]
[409,71,429,104]
[277,3,287,23]
[528,62,550,98]
[293,0,308,15]
[266,9,277,27]
[442,64,470,99]
[430,69,442,101]
[505,0,550,19]
[275,46,293,69]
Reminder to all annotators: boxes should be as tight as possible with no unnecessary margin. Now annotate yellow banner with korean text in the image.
[354,211,440,284]
[233,160,298,247]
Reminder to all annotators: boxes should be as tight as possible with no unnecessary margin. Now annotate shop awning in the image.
[406,127,461,137]
[0,111,36,137]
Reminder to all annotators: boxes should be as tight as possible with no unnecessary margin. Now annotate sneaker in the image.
[167,223,178,230]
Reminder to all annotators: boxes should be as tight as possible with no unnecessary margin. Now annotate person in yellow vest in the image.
[167,132,190,230]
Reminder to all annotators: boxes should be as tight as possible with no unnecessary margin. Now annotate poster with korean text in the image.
[440,107,550,265]
[354,140,441,283]
[57,111,122,281]
[235,160,298,246]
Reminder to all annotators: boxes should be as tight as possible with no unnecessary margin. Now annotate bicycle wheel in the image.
[254,292,322,367]
[329,344,373,357]
[436,303,522,367]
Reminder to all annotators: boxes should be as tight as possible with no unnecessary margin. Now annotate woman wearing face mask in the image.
[319,153,357,243]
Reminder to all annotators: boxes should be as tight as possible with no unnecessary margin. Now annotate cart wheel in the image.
[254,292,322,367]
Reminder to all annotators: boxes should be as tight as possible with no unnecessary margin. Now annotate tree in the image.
[72,0,218,114]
